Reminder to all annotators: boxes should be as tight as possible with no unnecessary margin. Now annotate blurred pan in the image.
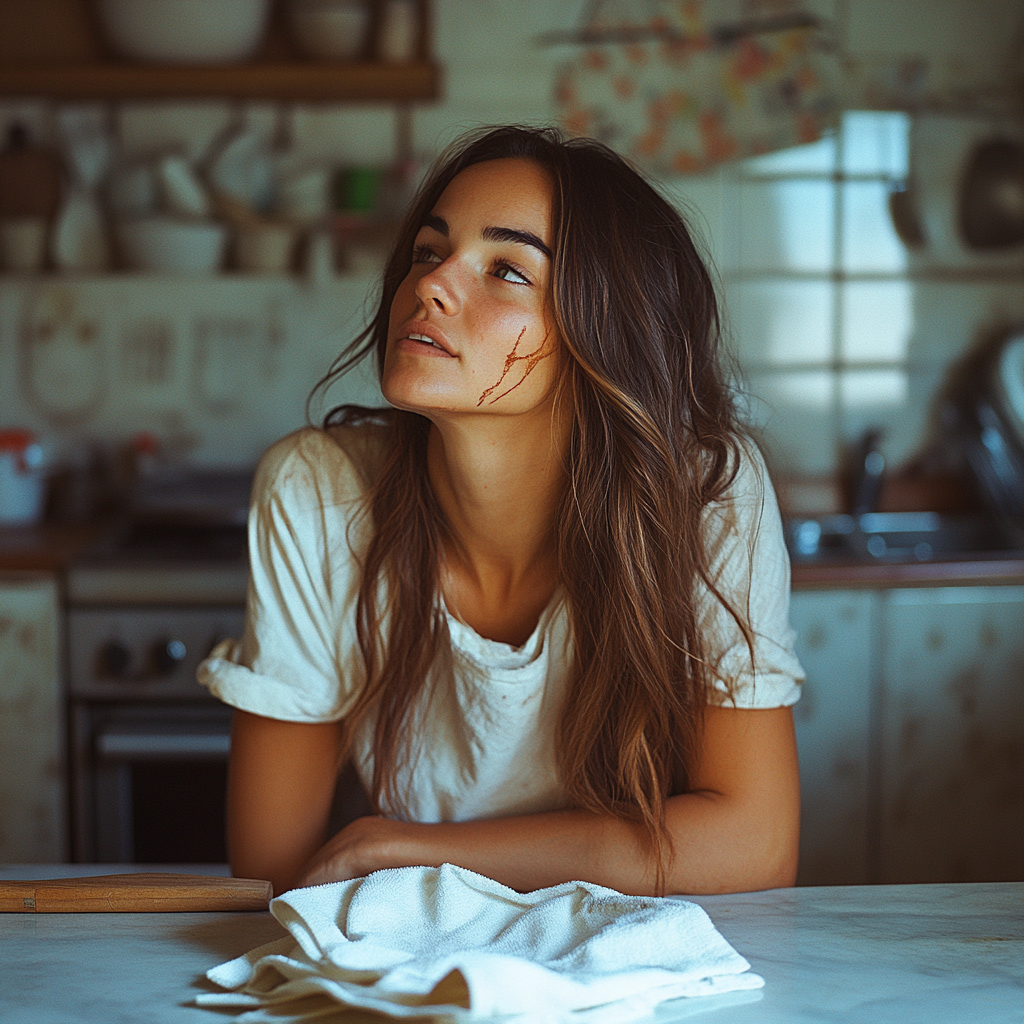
[945,328,1024,532]
[958,137,1024,249]
[994,332,1024,448]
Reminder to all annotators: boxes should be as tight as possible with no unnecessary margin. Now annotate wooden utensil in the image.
[0,873,272,913]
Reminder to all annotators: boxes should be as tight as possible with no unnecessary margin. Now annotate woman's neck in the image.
[425,408,568,644]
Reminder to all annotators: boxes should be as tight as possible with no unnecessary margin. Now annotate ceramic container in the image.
[97,0,271,64]
[235,222,296,273]
[276,164,332,224]
[51,192,111,273]
[378,0,418,62]
[288,0,369,60]
[304,230,336,285]
[0,430,46,526]
[117,217,227,275]
[157,156,211,219]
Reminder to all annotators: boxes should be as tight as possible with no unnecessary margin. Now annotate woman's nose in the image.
[414,261,461,316]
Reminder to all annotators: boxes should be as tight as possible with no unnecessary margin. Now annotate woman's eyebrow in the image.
[482,226,552,260]
[420,213,552,260]
[422,213,448,235]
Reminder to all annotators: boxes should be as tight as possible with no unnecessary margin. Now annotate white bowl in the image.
[288,0,369,60]
[118,218,227,275]
[98,0,271,64]
[276,163,333,223]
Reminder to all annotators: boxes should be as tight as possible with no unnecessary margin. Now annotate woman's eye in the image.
[412,244,442,265]
[493,262,531,285]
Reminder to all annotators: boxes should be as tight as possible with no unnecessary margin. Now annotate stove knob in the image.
[151,638,188,676]
[99,640,132,678]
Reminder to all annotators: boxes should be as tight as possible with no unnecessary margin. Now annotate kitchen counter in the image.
[0,522,113,573]
[2,865,1021,1023]
[3,521,1021,587]
[791,554,1024,589]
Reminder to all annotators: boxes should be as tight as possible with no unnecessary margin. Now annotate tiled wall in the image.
[1,0,1021,487]
[0,275,385,468]
[665,112,1024,491]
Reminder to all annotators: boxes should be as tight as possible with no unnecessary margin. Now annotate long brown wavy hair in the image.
[314,126,751,891]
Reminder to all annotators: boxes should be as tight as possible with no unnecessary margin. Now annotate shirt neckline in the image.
[442,587,565,669]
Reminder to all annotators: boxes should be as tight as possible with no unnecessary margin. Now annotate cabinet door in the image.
[789,590,876,886]
[879,585,1024,883]
[0,573,65,862]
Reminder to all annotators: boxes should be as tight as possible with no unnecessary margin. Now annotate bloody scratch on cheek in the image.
[478,327,527,406]
[477,327,554,406]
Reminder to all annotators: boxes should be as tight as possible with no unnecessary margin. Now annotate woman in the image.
[200,126,804,898]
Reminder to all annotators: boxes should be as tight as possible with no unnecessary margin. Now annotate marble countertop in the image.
[2,865,1021,1023]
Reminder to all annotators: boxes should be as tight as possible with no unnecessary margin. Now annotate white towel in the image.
[196,864,763,1023]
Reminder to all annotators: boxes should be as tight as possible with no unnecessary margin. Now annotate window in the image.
[722,111,917,478]
[662,110,1020,491]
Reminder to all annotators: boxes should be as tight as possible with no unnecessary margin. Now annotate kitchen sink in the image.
[784,511,1022,564]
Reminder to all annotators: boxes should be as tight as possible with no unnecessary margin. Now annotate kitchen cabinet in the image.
[791,583,1024,886]
[0,572,65,862]
[879,586,1024,883]
[790,590,875,886]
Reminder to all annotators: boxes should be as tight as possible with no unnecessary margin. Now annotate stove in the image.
[66,471,252,864]
[68,523,250,607]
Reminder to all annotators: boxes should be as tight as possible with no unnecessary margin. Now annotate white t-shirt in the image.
[198,425,804,823]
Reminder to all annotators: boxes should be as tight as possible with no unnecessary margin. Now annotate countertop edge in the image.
[0,522,114,574]
[792,557,1024,589]
[3,524,1023,589]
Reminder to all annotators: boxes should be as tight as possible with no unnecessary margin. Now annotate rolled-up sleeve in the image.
[198,428,368,722]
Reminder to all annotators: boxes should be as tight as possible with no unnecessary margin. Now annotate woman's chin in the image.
[381,380,463,416]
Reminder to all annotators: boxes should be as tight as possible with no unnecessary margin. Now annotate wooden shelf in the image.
[0,59,440,102]
[0,0,440,102]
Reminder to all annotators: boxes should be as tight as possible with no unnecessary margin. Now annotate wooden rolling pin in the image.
[0,873,272,913]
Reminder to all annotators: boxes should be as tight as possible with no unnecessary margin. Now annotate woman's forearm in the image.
[304,788,795,897]
[417,792,796,895]
[295,706,800,896]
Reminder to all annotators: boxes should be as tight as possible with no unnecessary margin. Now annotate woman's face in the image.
[382,158,560,419]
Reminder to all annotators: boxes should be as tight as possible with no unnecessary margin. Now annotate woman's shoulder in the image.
[253,419,391,513]
[705,436,774,517]
[700,435,784,563]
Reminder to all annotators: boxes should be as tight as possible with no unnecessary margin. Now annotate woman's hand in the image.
[295,816,410,888]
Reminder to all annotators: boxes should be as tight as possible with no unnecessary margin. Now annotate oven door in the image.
[81,703,233,864]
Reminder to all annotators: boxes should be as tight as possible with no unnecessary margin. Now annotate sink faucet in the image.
[848,429,886,515]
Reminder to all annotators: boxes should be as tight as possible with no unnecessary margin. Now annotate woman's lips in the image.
[396,335,456,357]
[395,323,456,357]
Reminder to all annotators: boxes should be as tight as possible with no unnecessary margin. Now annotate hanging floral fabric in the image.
[554,1,841,175]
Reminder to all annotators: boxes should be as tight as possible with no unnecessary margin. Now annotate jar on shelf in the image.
[0,430,47,526]
[378,0,419,63]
